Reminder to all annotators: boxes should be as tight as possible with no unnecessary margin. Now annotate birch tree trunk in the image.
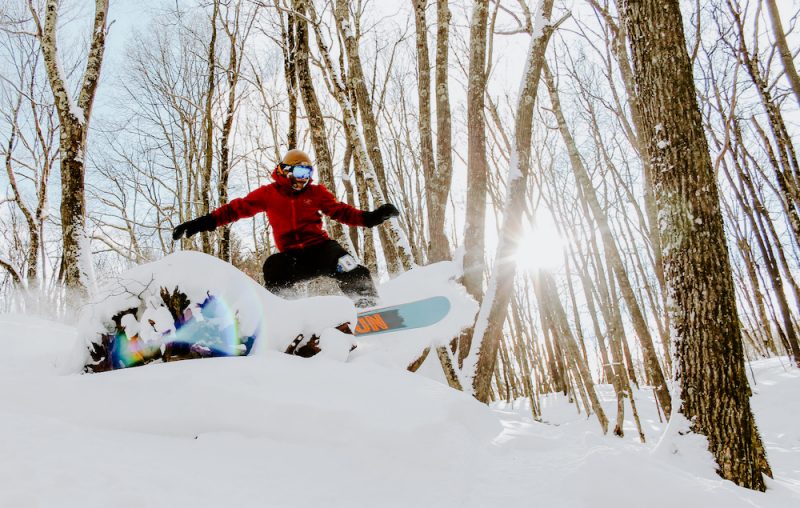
[619,0,772,490]
[431,0,453,262]
[333,0,403,271]
[200,1,218,254]
[764,0,800,109]
[292,0,346,246]
[30,0,109,292]
[462,0,490,302]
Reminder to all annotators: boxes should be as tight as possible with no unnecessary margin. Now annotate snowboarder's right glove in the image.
[172,214,216,240]
[363,203,399,227]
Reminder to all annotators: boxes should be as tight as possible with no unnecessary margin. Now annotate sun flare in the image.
[515,212,565,271]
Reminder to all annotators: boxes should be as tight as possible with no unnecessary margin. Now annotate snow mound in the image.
[67,253,476,374]
[69,251,357,372]
[0,315,798,507]
[0,313,501,507]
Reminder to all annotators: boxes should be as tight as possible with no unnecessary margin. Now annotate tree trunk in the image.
[764,0,800,109]
[293,0,346,246]
[431,0,453,262]
[217,3,242,262]
[456,0,491,367]
[278,4,298,148]
[4,97,39,286]
[462,0,490,302]
[412,0,449,264]
[32,0,109,293]
[539,270,609,433]
[306,0,416,271]
[619,0,772,490]
[200,1,218,255]
[333,0,403,271]
[591,0,670,350]
[470,0,557,403]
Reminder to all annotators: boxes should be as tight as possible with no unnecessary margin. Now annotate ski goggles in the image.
[279,163,314,180]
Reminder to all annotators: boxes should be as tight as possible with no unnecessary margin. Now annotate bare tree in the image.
[276,0,298,148]
[332,0,406,271]
[462,0,490,302]
[303,0,416,271]
[543,62,672,417]
[199,1,219,254]
[469,0,562,403]
[619,0,772,491]
[764,0,800,108]
[430,0,453,263]
[291,0,346,246]
[1,32,55,291]
[28,0,109,292]
[218,1,258,261]
[411,0,436,259]
[411,0,451,263]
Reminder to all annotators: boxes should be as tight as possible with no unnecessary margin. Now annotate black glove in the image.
[172,214,216,241]
[363,203,399,228]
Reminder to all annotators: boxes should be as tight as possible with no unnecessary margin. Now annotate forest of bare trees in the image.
[2,0,799,491]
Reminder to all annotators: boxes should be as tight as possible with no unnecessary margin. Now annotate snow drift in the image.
[69,251,477,373]
[2,254,796,507]
[0,312,798,508]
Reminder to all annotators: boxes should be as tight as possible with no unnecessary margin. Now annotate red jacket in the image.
[211,169,367,252]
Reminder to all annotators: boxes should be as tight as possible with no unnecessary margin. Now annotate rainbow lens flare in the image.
[109,294,257,369]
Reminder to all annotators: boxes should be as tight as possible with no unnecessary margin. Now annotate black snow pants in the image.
[262,240,377,303]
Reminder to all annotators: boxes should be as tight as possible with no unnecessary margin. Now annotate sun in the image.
[515,211,565,271]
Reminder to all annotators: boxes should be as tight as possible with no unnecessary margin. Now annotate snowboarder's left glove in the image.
[363,203,399,227]
[172,214,216,240]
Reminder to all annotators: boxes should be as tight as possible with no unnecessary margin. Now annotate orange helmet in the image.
[281,149,313,166]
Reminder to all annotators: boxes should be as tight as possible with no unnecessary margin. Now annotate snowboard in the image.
[284,296,451,357]
[353,296,451,337]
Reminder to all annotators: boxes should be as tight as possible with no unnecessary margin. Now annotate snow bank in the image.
[3,257,797,507]
[0,314,798,507]
[0,313,500,508]
[69,251,357,372]
[69,254,475,375]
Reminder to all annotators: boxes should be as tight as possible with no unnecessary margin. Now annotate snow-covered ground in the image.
[0,254,798,507]
[1,312,798,507]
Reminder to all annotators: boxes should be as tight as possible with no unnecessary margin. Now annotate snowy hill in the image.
[1,260,799,506]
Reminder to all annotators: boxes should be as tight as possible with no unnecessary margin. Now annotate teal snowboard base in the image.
[354,296,451,336]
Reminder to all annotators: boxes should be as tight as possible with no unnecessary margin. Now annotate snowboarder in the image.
[172,149,399,308]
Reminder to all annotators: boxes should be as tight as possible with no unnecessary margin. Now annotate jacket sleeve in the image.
[315,185,367,227]
[211,186,270,227]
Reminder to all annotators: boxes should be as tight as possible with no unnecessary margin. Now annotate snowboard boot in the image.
[353,295,379,309]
